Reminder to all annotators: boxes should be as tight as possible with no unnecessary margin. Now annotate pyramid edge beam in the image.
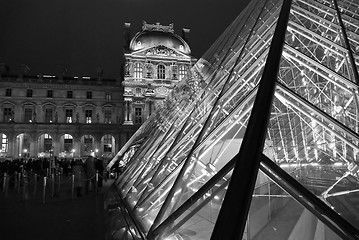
[210,0,292,239]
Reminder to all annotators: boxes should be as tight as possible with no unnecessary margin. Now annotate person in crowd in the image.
[61,158,70,176]
[84,156,96,193]
[72,158,84,197]
[95,158,104,188]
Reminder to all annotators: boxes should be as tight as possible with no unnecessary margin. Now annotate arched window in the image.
[157,64,165,79]
[64,134,73,152]
[1,134,8,153]
[134,62,143,79]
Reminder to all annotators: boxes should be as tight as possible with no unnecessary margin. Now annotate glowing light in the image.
[23,149,28,153]
[71,149,76,153]
[95,149,99,153]
[334,162,343,166]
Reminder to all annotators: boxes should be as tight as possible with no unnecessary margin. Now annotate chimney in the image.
[182,28,191,45]
[124,22,131,50]
[21,64,30,76]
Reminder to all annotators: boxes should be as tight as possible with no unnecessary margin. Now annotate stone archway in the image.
[101,134,115,159]
[15,133,31,158]
[59,134,74,158]
[37,133,53,158]
[80,134,96,157]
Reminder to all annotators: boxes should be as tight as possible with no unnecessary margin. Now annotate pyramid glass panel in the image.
[106,0,359,239]
[245,168,345,240]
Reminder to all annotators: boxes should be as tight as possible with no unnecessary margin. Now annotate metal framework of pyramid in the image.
[106,0,359,239]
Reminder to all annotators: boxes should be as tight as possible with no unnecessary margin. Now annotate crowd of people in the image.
[0,156,107,197]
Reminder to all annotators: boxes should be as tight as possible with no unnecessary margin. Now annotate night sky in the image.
[0,0,250,79]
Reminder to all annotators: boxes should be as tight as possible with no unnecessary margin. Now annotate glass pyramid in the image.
[106,0,359,239]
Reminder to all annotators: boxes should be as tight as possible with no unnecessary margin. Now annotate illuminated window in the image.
[45,109,53,123]
[65,109,73,123]
[3,108,12,122]
[179,65,187,80]
[24,108,33,122]
[103,134,112,152]
[1,134,8,153]
[85,109,92,123]
[64,134,73,152]
[105,92,111,100]
[104,110,112,124]
[47,90,53,98]
[5,89,11,97]
[44,134,52,152]
[135,88,141,96]
[26,89,33,97]
[84,135,93,152]
[134,62,143,79]
[157,64,165,79]
[86,91,92,99]
[67,91,73,99]
[135,107,142,124]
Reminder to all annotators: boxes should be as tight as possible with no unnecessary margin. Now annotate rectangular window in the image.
[86,91,92,99]
[24,108,33,122]
[3,108,12,122]
[179,65,187,80]
[104,110,112,124]
[105,92,111,100]
[157,65,166,79]
[27,89,33,98]
[65,109,73,123]
[67,91,73,99]
[5,89,11,97]
[47,90,53,98]
[45,109,53,123]
[85,109,92,123]
[134,62,143,79]
[135,107,142,124]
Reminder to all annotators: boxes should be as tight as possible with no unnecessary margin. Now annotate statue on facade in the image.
[33,110,37,122]
[125,60,131,76]
[96,113,100,123]
[146,63,153,78]
[10,110,15,122]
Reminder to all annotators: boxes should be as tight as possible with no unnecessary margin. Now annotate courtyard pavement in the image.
[0,177,113,240]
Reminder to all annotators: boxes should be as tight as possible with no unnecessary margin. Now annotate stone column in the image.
[123,98,133,125]
[73,139,80,158]
[115,135,120,155]
[94,138,101,158]
[30,139,36,158]
[53,137,60,157]
[8,137,15,159]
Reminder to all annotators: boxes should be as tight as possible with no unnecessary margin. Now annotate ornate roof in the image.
[129,21,191,55]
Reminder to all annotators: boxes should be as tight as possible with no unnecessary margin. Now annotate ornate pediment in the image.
[134,45,187,58]
[145,45,177,56]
